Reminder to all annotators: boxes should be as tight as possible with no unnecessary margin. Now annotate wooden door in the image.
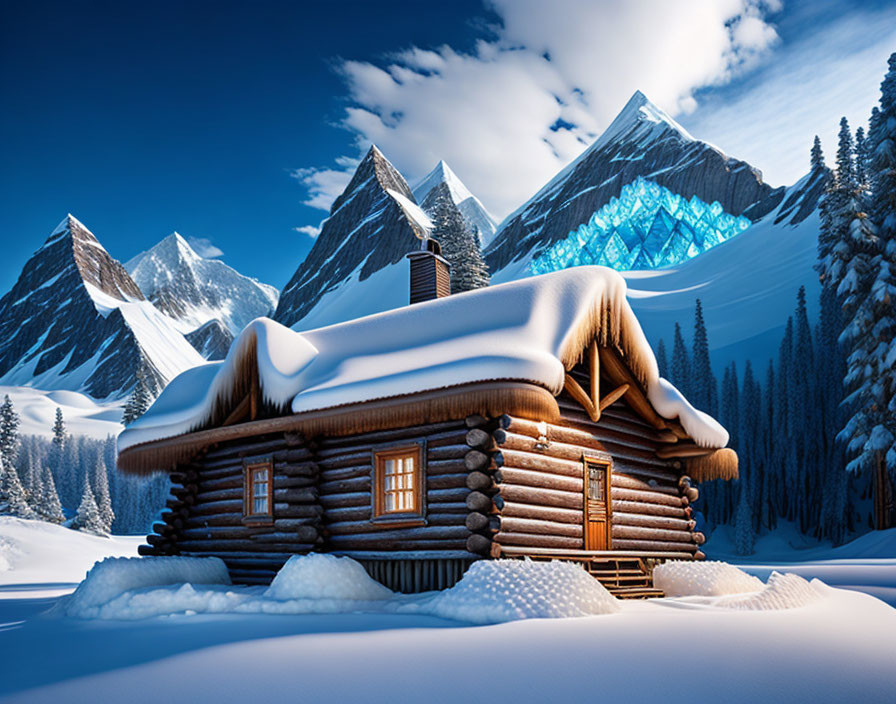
[583,457,612,550]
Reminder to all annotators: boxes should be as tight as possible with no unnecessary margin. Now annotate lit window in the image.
[244,461,273,520]
[374,446,422,519]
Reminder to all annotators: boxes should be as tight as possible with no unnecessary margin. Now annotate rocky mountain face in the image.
[126,232,279,349]
[0,216,203,398]
[274,145,431,329]
[185,319,234,361]
[486,90,787,274]
[413,160,498,247]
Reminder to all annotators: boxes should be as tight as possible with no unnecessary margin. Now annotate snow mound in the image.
[265,554,393,601]
[61,556,231,618]
[653,560,763,597]
[720,571,824,611]
[421,559,620,624]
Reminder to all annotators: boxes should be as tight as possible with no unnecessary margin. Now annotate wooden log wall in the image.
[317,419,475,555]
[139,431,324,584]
[490,360,704,555]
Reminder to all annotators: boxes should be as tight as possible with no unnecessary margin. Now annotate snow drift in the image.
[60,556,230,619]
[52,553,838,623]
[265,554,393,601]
[418,559,620,624]
[654,560,763,597]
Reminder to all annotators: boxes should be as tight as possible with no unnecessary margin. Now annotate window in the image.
[374,445,423,520]
[244,461,273,522]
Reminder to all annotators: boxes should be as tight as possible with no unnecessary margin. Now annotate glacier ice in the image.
[529,177,752,275]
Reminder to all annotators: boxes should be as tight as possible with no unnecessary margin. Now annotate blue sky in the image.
[1,0,894,295]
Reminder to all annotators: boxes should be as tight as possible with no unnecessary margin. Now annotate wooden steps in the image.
[519,553,665,599]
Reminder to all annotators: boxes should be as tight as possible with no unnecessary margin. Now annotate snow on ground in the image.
[0,385,123,439]
[0,554,894,703]
[1,526,894,702]
[706,524,896,607]
[0,517,141,596]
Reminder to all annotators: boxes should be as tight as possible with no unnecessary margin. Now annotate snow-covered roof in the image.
[118,266,729,465]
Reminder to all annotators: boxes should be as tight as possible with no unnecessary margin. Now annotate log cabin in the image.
[118,252,737,597]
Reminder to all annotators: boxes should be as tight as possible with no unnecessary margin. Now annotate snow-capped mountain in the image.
[126,232,279,346]
[274,145,432,329]
[0,215,203,398]
[486,90,786,274]
[413,161,498,247]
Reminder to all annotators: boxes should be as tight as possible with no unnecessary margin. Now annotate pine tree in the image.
[855,126,869,190]
[426,182,490,293]
[793,287,817,533]
[92,457,114,532]
[122,366,154,426]
[733,483,755,555]
[690,300,717,415]
[0,450,35,519]
[763,360,778,530]
[814,137,837,282]
[655,338,669,379]
[670,322,690,396]
[0,395,20,474]
[810,135,825,171]
[857,50,896,527]
[15,440,38,501]
[37,464,65,524]
[52,408,65,446]
[74,478,105,535]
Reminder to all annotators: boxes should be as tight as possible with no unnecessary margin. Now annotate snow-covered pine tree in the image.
[0,395,20,474]
[74,477,105,535]
[425,182,490,293]
[858,50,896,527]
[814,137,837,282]
[831,103,895,529]
[52,407,65,450]
[670,322,690,396]
[15,439,38,502]
[122,365,154,426]
[37,463,65,524]
[92,457,115,532]
[655,338,669,379]
[690,300,717,415]
[59,434,81,509]
[0,449,35,519]
[855,126,869,190]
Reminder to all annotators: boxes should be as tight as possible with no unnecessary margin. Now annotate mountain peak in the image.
[596,90,694,148]
[412,160,498,247]
[329,144,414,216]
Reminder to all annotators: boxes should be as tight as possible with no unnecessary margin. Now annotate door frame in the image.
[583,453,613,550]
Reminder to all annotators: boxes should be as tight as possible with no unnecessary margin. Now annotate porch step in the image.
[609,586,665,599]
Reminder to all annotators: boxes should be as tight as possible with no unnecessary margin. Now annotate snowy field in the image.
[0,386,122,440]
[1,518,894,703]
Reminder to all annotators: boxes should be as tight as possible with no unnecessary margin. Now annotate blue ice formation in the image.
[529,177,752,275]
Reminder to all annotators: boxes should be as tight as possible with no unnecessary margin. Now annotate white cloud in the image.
[186,236,223,258]
[293,225,320,238]
[681,5,896,187]
[293,0,780,219]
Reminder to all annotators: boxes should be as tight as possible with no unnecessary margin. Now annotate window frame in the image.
[372,443,425,525]
[243,459,274,525]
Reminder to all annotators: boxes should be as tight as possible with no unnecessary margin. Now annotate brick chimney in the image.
[407,238,451,304]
